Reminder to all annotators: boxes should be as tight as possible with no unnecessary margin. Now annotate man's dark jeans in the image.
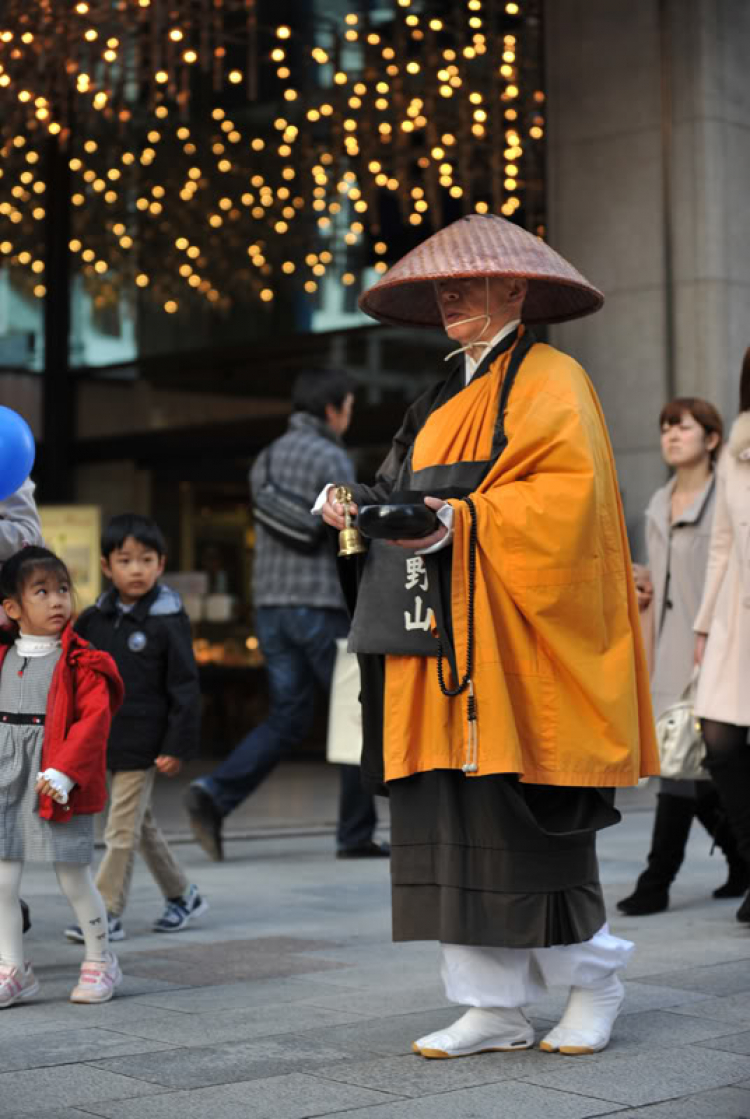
[198,606,377,850]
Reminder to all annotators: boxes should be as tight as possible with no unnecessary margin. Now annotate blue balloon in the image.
[0,406,36,502]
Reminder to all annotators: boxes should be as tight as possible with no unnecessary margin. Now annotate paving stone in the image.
[0,1066,167,1116]
[70,998,363,1046]
[668,994,750,1027]
[305,1079,627,1118]
[610,1085,750,1118]
[10,778,750,1118]
[91,1034,362,1089]
[129,975,354,1014]
[583,1008,740,1055]
[122,936,347,986]
[287,958,439,992]
[294,940,434,967]
[634,959,750,997]
[521,1044,750,1107]
[296,981,450,1019]
[698,1029,750,1055]
[0,1027,175,1072]
[78,1072,397,1118]
[2,1110,104,1119]
[0,971,186,1031]
[291,1007,461,1058]
[310,1048,550,1098]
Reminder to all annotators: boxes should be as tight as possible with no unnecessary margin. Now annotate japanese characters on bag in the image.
[404,557,434,633]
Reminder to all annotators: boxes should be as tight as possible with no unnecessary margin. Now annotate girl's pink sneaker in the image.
[70,951,122,1004]
[0,962,39,1008]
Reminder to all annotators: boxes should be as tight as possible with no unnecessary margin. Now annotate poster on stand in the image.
[39,504,101,612]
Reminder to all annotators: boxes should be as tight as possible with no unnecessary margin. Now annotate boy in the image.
[65,513,207,941]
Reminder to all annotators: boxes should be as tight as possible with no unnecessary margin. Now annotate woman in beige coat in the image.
[618,398,747,916]
[695,348,750,924]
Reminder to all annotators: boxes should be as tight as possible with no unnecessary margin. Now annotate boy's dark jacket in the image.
[0,623,124,822]
[75,583,200,771]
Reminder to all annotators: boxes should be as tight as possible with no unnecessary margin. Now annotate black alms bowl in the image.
[358,503,439,540]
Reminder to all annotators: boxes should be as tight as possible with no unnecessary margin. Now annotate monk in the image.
[319,214,659,1058]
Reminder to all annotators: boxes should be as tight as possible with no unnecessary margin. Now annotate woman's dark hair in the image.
[101,513,167,560]
[291,368,354,420]
[740,347,750,414]
[0,547,73,641]
[659,397,724,464]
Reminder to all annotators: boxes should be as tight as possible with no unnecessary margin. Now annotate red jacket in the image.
[0,623,124,823]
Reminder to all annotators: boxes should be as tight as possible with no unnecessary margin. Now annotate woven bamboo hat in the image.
[359,213,603,327]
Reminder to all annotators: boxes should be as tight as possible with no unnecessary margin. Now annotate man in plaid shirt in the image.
[185,369,387,861]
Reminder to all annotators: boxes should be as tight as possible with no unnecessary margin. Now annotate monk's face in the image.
[436,277,526,346]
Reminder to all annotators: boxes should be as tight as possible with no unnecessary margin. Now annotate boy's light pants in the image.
[96,768,188,917]
[441,924,633,1007]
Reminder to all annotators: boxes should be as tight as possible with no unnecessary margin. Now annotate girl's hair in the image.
[740,346,750,414]
[0,546,72,607]
[659,397,724,464]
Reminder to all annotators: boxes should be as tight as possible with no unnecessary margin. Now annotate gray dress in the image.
[0,647,94,864]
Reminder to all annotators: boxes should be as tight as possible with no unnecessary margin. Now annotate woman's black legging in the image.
[701,718,750,867]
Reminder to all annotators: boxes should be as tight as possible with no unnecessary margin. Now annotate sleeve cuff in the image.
[37,768,75,804]
[311,484,335,515]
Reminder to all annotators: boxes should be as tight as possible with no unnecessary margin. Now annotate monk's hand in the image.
[321,485,358,531]
[389,496,449,551]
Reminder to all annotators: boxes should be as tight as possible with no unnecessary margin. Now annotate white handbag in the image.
[326,639,363,766]
[655,671,709,781]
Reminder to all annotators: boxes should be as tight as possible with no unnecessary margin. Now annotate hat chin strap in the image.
[437,279,495,362]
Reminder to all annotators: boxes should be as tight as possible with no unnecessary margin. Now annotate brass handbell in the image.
[335,485,366,557]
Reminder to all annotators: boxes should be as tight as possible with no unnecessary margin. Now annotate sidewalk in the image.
[5,766,750,1119]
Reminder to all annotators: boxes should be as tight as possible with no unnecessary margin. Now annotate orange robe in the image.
[382,338,660,788]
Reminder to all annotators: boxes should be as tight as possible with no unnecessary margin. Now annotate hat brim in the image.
[359,272,604,327]
[358,214,604,328]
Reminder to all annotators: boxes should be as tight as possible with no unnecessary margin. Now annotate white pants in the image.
[441,924,633,1008]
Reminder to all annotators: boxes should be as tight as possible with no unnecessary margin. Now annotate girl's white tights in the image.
[0,859,108,968]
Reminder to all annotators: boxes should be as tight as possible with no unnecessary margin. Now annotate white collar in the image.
[15,633,62,657]
[465,319,521,383]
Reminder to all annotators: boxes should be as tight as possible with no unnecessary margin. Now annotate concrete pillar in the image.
[545,0,750,545]
[669,1,750,416]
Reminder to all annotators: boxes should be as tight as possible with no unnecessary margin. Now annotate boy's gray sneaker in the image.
[64,914,125,943]
[153,884,208,933]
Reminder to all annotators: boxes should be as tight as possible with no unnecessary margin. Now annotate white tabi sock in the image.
[540,973,625,1055]
[413,1006,534,1059]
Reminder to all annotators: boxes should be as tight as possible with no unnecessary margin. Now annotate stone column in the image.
[544,0,750,544]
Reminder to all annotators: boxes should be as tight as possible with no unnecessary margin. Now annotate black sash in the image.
[348,329,535,659]
[0,712,46,725]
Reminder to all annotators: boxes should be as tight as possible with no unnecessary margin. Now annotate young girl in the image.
[0,546,124,1008]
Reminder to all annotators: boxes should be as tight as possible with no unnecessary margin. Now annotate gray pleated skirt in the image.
[0,648,94,864]
[389,770,619,949]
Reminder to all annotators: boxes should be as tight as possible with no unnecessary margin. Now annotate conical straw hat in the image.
[359,214,603,327]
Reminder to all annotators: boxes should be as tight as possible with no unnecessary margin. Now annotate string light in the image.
[0,0,544,314]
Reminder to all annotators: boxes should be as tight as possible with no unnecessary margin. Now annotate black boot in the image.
[617,793,696,916]
[693,785,750,898]
[702,739,750,922]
